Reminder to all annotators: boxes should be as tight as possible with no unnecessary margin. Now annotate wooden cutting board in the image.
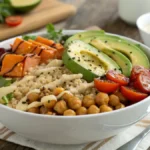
[0,0,76,41]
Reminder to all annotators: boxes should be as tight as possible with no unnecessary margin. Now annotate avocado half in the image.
[63,40,121,82]
[10,0,41,13]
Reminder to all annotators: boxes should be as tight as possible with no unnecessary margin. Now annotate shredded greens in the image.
[2,93,13,104]
[0,76,15,104]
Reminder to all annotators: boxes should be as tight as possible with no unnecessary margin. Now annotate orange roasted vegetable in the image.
[0,54,25,75]
[12,38,36,54]
[23,54,40,74]
[35,36,55,46]
[40,49,56,63]
[5,62,23,77]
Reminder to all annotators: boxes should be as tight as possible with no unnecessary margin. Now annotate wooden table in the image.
[0,0,143,149]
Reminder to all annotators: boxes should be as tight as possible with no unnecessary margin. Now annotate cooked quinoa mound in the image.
[10,59,97,109]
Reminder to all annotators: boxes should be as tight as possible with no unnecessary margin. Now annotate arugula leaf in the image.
[23,35,37,41]
[46,24,63,43]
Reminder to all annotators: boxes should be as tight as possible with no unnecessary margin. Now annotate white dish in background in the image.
[137,13,150,47]
[119,0,150,25]
[0,31,150,145]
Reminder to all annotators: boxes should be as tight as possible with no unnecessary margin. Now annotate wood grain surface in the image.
[0,0,76,41]
[0,0,144,149]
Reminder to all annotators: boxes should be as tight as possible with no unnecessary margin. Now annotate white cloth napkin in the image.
[0,114,150,150]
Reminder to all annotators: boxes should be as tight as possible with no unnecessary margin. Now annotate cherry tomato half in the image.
[130,66,150,82]
[106,70,129,86]
[94,79,119,93]
[134,73,150,93]
[5,16,23,27]
[120,86,148,103]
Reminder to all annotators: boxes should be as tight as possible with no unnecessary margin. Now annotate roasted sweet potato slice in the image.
[35,36,55,46]
[40,50,56,64]
[12,38,36,54]
[5,62,23,77]
[28,39,57,52]
[23,54,41,74]
[53,43,64,59]
[0,54,25,75]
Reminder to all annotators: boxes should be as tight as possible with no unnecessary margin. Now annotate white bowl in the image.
[137,13,150,47]
[0,31,150,145]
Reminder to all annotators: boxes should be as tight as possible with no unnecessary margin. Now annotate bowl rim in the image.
[0,30,150,119]
[136,12,150,34]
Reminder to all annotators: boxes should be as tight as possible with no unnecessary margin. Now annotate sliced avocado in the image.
[65,30,105,46]
[90,39,132,77]
[72,32,150,69]
[10,0,41,13]
[63,40,121,82]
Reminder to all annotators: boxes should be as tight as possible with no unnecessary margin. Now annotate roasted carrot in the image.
[35,36,55,46]
[5,62,23,77]
[0,54,25,75]
[23,54,40,74]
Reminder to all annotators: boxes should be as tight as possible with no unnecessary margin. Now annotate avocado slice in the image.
[83,36,150,69]
[90,39,132,77]
[65,30,105,46]
[68,31,150,69]
[63,40,121,82]
[10,0,41,13]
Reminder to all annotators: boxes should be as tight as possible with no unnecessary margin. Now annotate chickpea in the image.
[87,105,100,114]
[115,103,125,110]
[95,92,109,106]
[53,87,64,96]
[76,107,87,115]
[82,95,95,108]
[63,109,76,116]
[28,107,40,114]
[27,92,40,104]
[114,92,128,105]
[68,97,82,110]
[62,93,73,103]
[40,106,48,114]
[43,100,57,109]
[100,105,113,112]
[109,94,120,107]
[54,100,68,114]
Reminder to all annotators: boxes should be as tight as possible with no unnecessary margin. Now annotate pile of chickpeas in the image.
[26,87,129,116]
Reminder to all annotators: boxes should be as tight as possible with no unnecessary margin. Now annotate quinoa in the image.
[11,59,97,107]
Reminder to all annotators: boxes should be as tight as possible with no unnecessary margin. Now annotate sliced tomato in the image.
[106,70,129,86]
[130,66,150,82]
[5,16,23,27]
[120,86,148,103]
[133,73,150,93]
[94,79,119,93]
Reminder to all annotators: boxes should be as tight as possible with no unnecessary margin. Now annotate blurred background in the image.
[0,0,150,44]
